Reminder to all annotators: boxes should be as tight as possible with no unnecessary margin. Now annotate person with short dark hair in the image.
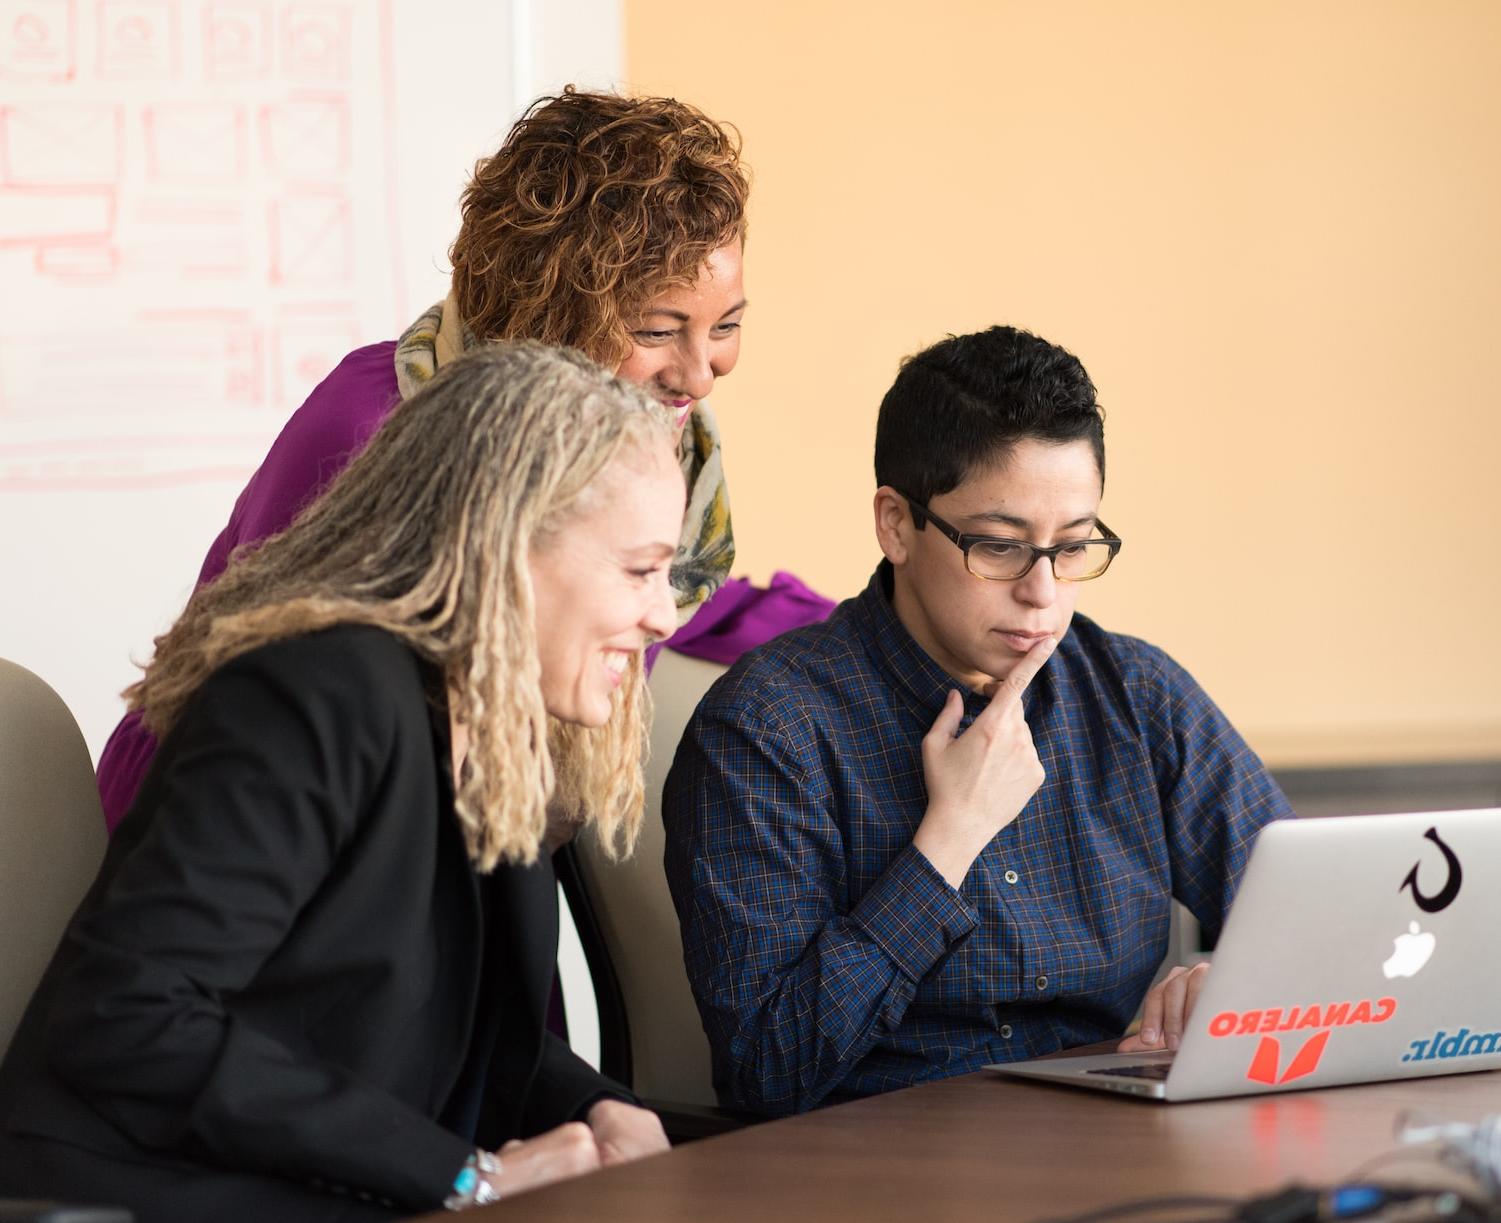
[663,325,1293,1117]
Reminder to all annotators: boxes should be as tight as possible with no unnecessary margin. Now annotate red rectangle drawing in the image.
[96,0,178,78]
[223,325,264,405]
[144,102,247,182]
[1,103,122,185]
[261,95,348,180]
[35,242,118,277]
[127,196,251,280]
[0,185,114,244]
[268,194,352,285]
[0,321,264,422]
[274,313,358,406]
[0,0,75,79]
[280,3,348,81]
[204,0,267,79]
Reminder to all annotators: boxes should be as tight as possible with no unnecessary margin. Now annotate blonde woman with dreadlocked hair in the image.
[94,85,835,833]
[0,345,680,1221]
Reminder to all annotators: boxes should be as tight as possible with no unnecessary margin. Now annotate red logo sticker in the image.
[1205,997,1396,1085]
[1246,1030,1331,1084]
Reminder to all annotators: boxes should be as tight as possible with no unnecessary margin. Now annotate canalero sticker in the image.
[1207,997,1398,1086]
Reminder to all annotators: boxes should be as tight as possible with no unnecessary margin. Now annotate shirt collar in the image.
[851,561,998,724]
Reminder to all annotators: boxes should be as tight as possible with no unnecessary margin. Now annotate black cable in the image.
[1035,1176,1490,1223]
[1034,1195,1237,1223]
[1036,1110,1501,1223]
[1340,1146,1452,1184]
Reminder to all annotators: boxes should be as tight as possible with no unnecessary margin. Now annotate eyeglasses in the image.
[897,491,1122,582]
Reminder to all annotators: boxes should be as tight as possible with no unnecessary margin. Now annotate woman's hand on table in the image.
[585,1098,671,1166]
[476,1122,600,1201]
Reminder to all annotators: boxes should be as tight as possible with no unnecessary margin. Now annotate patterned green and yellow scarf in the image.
[394,296,734,623]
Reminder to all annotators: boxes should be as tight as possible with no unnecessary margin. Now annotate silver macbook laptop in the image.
[987,808,1501,1101]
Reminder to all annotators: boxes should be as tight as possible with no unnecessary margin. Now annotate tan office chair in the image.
[0,658,108,1060]
[557,649,758,1139]
[0,659,133,1221]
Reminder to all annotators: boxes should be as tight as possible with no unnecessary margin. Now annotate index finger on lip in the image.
[992,636,1056,707]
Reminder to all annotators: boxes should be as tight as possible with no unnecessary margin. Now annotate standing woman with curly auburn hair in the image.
[0,344,682,1220]
[94,87,834,832]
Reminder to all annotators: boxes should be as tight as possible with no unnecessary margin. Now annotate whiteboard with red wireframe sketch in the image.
[0,0,623,763]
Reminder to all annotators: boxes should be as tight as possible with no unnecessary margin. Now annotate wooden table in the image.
[412,1067,1501,1222]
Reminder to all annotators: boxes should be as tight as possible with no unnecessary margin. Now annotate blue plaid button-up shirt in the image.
[663,565,1292,1116]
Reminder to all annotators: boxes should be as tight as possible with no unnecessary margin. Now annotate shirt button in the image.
[1004,869,1019,885]
[1000,1024,1013,1039]
[1035,975,1049,991]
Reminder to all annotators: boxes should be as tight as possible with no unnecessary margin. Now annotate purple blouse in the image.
[96,343,833,831]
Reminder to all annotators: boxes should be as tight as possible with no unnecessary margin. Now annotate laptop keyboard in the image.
[1085,1062,1173,1081]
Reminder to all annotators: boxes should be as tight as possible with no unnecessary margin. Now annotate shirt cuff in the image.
[847,843,979,983]
[571,1087,640,1123]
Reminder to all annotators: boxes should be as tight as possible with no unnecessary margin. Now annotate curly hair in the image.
[126,344,674,871]
[450,87,748,367]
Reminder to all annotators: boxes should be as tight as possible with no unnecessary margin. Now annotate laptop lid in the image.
[991,808,1501,1101]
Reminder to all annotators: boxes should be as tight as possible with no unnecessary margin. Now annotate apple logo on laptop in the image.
[1382,921,1436,979]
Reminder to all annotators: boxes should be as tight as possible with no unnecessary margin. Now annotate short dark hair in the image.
[873,325,1105,505]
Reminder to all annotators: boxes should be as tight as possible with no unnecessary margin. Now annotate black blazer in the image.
[0,626,626,1216]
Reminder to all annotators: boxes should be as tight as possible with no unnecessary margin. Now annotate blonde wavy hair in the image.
[126,343,673,871]
[450,86,748,366]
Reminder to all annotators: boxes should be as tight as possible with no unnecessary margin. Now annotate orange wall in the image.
[624,1,1501,767]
